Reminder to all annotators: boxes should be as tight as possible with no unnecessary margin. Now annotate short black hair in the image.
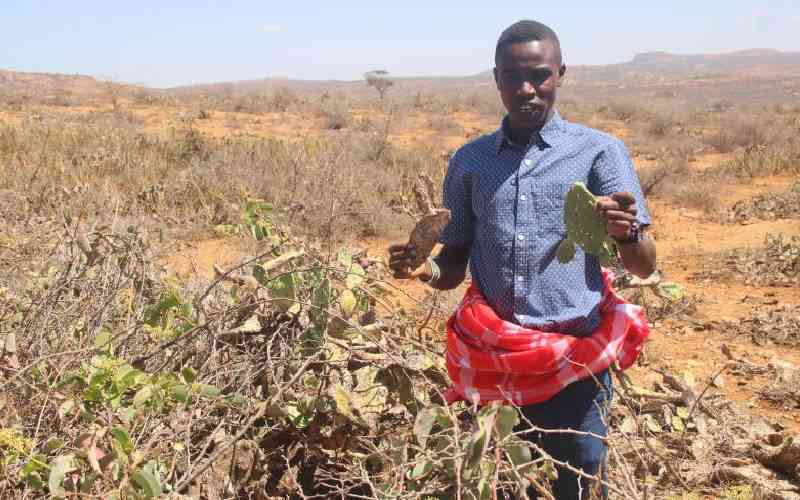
[495,20,562,66]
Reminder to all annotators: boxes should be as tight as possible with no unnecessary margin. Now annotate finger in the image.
[388,247,416,259]
[607,221,632,238]
[388,258,413,270]
[611,192,636,207]
[409,266,428,279]
[388,243,409,254]
[595,199,620,212]
[601,210,637,222]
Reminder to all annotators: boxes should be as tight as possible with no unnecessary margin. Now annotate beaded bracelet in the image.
[424,256,441,286]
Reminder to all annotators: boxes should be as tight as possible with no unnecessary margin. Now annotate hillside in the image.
[0,69,144,104]
[2,48,800,104]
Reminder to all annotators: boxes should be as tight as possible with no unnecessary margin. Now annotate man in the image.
[389,20,656,499]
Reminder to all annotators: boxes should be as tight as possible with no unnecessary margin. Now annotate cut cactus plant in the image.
[406,173,451,270]
[557,182,617,266]
[408,209,450,270]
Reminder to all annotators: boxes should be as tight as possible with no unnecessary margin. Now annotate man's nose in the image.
[518,80,536,96]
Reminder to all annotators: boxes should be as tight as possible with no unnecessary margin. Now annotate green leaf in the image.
[171,384,190,404]
[194,383,221,398]
[337,250,353,269]
[132,469,162,498]
[119,406,137,425]
[495,406,519,440]
[57,400,76,420]
[465,427,488,471]
[47,455,74,498]
[44,438,66,453]
[225,392,249,409]
[656,282,685,301]
[413,407,441,448]
[671,415,686,432]
[133,385,153,408]
[310,278,331,327]
[506,438,532,469]
[331,384,354,419]
[181,366,196,384]
[409,460,434,480]
[556,238,576,264]
[252,264,268,286]
[94,328,113,353]
[110,427,133,454]
[345,263,365,289]
[339,289,357,319]
[541,460,559,481]
[267,274,296,312]
[644,414,662,434]
[477,475,493,500]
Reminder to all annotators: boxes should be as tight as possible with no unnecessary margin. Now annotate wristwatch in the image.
[613,222,643,245]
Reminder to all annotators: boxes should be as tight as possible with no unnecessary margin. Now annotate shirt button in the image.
[520,194,527,201]
[517,234,525,241]
[517,275,524,282]
[524,159,532,167]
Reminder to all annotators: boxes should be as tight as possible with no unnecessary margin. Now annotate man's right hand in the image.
[387,243,430,280]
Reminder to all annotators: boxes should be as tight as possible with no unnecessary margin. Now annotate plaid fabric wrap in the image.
[444,272,649,406]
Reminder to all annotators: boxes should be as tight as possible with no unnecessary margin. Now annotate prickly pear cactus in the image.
[408,209,451,270]
[557,182,617,266]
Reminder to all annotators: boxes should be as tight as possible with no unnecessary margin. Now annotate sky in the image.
[1,1,799,88]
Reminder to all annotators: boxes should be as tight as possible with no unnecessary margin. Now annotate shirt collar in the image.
[494,110,565,154]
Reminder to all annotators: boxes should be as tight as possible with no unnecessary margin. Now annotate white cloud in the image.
[260,24,283,33]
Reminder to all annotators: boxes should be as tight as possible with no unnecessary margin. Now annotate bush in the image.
[319,101,350,130]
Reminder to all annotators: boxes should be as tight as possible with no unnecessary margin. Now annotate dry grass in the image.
[0,110,448,245]
[1,77,800,498]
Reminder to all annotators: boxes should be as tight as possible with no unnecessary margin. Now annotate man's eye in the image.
[531,72,551,85]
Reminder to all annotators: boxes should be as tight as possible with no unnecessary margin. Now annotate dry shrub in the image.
[638,157,690,197]
[716,141,800,178]
[318,99,351,130]
[646,114,674,138]
[426,114,463,135]
[270,86,298,112]
[0,111,448,243]
[694,233,800,287]
[727,181,800,223]
[599,101,640,122]
[672,184,722,214]
[702,119,767,154]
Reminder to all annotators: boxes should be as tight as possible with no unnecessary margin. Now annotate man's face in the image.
[494,39,565,132]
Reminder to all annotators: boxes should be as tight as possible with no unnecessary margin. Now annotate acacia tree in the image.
[364,70,394,100]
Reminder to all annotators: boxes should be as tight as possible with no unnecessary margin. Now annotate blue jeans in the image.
[518,370,612,500]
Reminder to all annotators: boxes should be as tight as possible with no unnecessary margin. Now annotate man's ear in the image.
[557,64,566,87]
[493,67,500,90]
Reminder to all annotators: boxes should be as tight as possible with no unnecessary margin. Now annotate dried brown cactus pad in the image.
[407,208,451,270]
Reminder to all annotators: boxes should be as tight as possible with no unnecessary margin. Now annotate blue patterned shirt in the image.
[440,111,651,336]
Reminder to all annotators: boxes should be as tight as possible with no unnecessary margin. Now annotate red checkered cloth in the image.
[443,271,649,406]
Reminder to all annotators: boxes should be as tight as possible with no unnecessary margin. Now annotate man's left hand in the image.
[595,192,637,240]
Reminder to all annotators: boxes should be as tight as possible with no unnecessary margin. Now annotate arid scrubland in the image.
[1,65,799,498]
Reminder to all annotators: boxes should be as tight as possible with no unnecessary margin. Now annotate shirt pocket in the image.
[533,181,571,234]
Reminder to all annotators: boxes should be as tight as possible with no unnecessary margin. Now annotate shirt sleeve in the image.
[439,152,475,246]
[589,138,652,226]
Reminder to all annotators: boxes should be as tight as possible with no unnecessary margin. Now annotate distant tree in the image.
[364,70,394,100]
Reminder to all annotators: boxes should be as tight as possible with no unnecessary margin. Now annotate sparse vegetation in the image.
[1,59,799,498]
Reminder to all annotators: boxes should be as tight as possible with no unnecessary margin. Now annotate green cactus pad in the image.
[556,239,576,264]
[559,182,617,265]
